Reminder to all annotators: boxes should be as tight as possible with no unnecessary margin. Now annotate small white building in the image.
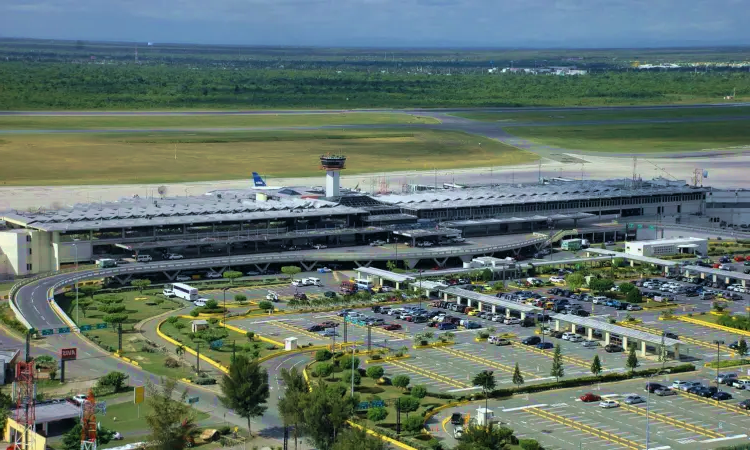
[625,237,708,257]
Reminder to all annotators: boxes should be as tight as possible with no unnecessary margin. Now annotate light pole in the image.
[418,270,424,309]
[73,242,79,325]
[350,345,356,397]
[222,287,230,327]
[714,340,725,390]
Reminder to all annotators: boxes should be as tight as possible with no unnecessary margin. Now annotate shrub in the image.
[315,349,333,361]
[164,357,181,368]
[205,299,219,309]
[393,374,411,390]
[403,415,424,433]
[217,426,231,436]
[258,301,274,311]
[174,322,186,330]
[520,439,544,450]
[193,377,217,385]
[140,344,156,353]
[190,310,199,317]
[166,316,179,324]
[366,365,385,380]
[411,385,427,399]
[316,362,334,379]
[246,331,255,340]
[341,369,361,385]
[207,317,219,325]
[97,371,129,392]
[339,355,360,370]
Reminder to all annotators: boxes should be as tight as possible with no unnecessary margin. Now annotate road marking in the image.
[524,407,640,450]
[502,404,549,412]
[700,434,748,443]
[618,403,723,439]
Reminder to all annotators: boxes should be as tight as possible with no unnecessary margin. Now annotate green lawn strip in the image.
[307,360,450,427]
[0,280,16,296]
[452,105,750,124]
[504,120,750,153]
[0,113,438,130]
[0,129,537,185]
[161,318,278,367]
[55,289,194,378]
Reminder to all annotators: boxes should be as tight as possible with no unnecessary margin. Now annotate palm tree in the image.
[178,417,200,448]
[176,344,186,359]
[472,370,496,420]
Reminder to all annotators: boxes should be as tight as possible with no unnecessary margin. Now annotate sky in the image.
[1,0,748,48]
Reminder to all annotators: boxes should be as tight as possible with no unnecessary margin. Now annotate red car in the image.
[319,321,338,328]
[383,324,402,331]
[735,256,745,262]
[580,393,602,403]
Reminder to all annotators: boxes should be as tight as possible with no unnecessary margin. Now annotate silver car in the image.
[624,395,645,404]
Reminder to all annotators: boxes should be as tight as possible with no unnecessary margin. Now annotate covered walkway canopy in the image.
[549,314,683,358]
[443,212,595,228]
[440,287,542,320]
[584,248,679,269]
[683,265,750,286]
[354,267,414,289]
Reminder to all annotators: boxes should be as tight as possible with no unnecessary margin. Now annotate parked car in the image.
[624,395,645,405]
[522,336,541,345]
[206,271,223,279]
[645,382,664,393]
[579,393,601,402]
[450,412,463,425]
[732,379,750,390]
[175,275,191,282]
[536,342,554,350]
[306,325,324,332]
[581,340,599,348]
[604,344,623,353]
[626,304,642,311]
[712,391,733,401]
[599,400,619,409]
[717,373,739,384]
[383,324,402,331]
[655,387,676,396]
[739,399,750,410]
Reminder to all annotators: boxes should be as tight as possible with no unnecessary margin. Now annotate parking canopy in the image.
[440,287,542,314]
[549,315,683,347]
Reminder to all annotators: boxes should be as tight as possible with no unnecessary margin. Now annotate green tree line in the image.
[1,62,748,109]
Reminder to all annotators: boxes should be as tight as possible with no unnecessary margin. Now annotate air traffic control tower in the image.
[320,154,346,198]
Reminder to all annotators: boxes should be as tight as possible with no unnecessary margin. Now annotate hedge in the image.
[487,364,696,399]
[705,359,750,369]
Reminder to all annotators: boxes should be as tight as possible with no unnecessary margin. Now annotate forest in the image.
[0,62,748,110]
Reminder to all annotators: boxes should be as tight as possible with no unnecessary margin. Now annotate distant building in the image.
[625,237,708,257]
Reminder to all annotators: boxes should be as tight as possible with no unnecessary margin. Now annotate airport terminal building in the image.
[0,178,707,277]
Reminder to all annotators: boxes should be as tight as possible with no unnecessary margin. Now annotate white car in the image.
[491,315,504,322]
[581,340,599,348]
[624,395,645,405]
[193,300,206,307]
[245,271,260,276]
[627,304,642,311]
[504,317,520,325]
[266,291,279,302]
[206,272,222,279]
[732,379,750,389]
[592,296,607,304]
[313,244,328,249]
[369,240,386,246]
[568,335,584,343]
[561,332,576,340]
[167,253,184,260]
[175,275,191,282]
[291,279,305,287]
[599,400,619,409]
[549,276,565,283]
[72,394,88,405]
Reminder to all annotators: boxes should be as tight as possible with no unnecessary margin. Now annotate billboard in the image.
[61,348,77,361]
[134,385,145,405]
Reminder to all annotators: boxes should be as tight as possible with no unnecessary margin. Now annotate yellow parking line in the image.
[271,320,326,340]
[387,358,471,389]
[525,407,639,450]
[434,346,536,378]
[509,342,592,368]
[675,389,750,417]
[618,403,722,438]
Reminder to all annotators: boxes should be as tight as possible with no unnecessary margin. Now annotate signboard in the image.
[80,325,92,331]
[61,348,77,361]
[41,329,54,336]
[357,400,386,410]
[96,323,108,329]
[57,327,71,334]
[134,386,145,405]
[210,340,223,349]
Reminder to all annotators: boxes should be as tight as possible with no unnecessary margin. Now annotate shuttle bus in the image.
[164,283,199,301]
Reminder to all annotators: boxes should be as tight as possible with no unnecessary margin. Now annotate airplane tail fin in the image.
[252,172,267,187]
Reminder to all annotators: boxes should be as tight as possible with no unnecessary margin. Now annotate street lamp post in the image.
[350,345,356,397]
[222,287,230,327]
[73,242,79,326]
[714,340,725,390]
[418,270,424,309]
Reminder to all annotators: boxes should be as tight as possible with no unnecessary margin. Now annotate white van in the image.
[291,279,305,287]
[304,277,322,286]
[136,254,152,262]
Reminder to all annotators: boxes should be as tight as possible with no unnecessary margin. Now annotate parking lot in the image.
[430,376,750,449]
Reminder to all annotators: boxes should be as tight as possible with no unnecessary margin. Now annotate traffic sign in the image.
[95,323,108,329]
[210,340,223,349]
[41,329,54,336]
[57,327,71,334]
[134,386,145,405]
[80,325,92,331]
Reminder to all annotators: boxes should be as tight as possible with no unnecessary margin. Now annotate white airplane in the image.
[252,172,285,190]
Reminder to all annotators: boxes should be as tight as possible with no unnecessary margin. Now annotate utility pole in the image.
[714,340,724,390]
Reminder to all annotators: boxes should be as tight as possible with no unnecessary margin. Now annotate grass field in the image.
[0,129,537,185]
[451,105,750,123]
[503,120,750,153]
[0,113,438,130]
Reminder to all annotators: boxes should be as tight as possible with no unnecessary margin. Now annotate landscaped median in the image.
[678,313,750,337]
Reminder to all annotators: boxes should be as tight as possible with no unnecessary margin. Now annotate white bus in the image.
[164,283,199,301]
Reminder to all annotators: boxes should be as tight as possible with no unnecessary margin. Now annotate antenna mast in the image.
[13,360,36,450]
[80,389,98,450]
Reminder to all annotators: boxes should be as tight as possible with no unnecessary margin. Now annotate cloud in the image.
[0,0,748,47]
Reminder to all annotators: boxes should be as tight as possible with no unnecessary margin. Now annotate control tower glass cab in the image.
[320,155,347,198]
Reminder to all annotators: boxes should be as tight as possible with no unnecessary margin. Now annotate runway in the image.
[0,104,748,210]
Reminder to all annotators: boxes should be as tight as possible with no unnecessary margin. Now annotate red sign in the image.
[61,348,77,361]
